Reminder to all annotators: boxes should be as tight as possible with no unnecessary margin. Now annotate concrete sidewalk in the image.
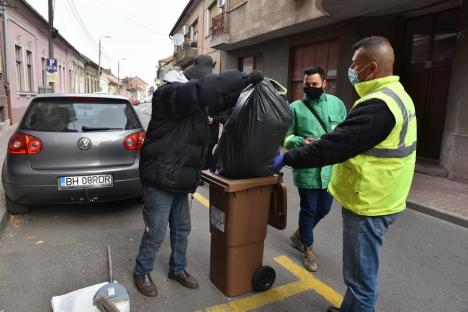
[0,123,16,233]
[0,122,467,232]
[407,172,468,228]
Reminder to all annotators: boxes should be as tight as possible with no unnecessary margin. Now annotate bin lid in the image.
[201,170,282,193]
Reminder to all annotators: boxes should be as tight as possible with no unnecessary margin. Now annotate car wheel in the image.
[5,196,30,214]
[136,196,144,204]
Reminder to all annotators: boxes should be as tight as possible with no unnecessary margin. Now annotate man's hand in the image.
[245,70,265,85]
[208,116,214,125]
[302,137,315,145]
[270,154,285,172]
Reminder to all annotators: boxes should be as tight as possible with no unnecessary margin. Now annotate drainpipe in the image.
[1,5,12,125]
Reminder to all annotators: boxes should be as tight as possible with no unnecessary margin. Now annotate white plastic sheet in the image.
[51,282,130,312]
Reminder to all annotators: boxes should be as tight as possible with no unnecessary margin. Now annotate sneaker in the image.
[290,229,306,253]
[304,246,318,272]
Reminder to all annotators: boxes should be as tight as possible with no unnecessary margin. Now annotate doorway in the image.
[403,9,461,160]
[290,39,339,101]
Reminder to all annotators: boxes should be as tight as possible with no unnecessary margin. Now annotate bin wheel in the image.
[252,265,276,292]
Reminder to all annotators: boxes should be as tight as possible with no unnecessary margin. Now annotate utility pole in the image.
[117,58,126,95]
[48,0,54,92]
[98,36,111,92]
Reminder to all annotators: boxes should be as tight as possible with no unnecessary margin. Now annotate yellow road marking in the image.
[192,193,343,311]
[193,192,209,208]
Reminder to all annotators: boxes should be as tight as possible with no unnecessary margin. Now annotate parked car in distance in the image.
[2,94,145,214]
[130,97,139,105]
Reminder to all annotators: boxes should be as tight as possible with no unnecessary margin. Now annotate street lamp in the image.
[117,58,126,95]
[98,35,111,92]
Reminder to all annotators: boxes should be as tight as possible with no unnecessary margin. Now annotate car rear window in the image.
[20,99,141,132]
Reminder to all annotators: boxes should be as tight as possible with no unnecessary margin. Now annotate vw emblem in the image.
[77,137,92,150]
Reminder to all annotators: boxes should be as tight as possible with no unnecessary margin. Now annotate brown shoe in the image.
[304,246,318,272]
[168,269,199,289]
[290,229,306,253]
[134,273,158,297]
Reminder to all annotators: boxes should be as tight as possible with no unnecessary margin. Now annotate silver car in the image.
[2,94,144,214]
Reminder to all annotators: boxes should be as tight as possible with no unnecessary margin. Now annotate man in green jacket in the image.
[283,66,346,271]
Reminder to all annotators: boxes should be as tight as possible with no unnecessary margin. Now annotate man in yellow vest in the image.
[271,36,417,312]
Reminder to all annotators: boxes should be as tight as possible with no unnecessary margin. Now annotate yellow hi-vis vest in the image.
[328,76,417,216]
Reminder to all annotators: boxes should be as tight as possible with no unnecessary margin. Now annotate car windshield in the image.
[20,99,141,132]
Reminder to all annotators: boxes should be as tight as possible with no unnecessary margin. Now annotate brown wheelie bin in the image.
[201,170,287,297]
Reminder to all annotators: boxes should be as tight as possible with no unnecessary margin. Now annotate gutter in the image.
[1,4,8,84]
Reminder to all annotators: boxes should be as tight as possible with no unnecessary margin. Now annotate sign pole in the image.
[48,0,55,92]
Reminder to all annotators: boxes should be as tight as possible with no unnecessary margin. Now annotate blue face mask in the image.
[348,67,360,85]
[348,63,371,85]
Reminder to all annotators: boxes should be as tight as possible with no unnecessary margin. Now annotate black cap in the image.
[183,55,214,80]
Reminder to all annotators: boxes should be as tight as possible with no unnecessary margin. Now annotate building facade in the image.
[194,0,467,182]
[122,76,149,101]
[169,0,224,74]
[0,0,100,124]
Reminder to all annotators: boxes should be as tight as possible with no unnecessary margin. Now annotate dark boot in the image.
[168,269,199,289]
[134,273,158,297]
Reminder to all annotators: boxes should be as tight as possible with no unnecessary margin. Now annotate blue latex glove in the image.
[271,154,285,172]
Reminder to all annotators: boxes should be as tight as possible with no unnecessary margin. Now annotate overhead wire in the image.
[64,0,116,65]
[97,0,169,39]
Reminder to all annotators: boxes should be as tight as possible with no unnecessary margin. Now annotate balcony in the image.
[173,42,198,67]
[210,12,230,49]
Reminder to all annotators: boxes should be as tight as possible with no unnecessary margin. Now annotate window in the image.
[239,56,255,73]
[20,100,141,132]
[191,19,198,43]
[204,2,218,36]
[15,45,23,90]
[229,0,247,10]
[69,69,73,93]
[41,57,46,86]
[26,51,33,91]
[59,65,63,92]
[63,67,66,92]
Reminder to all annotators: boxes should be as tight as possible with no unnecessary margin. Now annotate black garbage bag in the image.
[216,79,292,179]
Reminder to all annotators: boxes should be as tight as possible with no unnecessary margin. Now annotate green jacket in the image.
[283,93,347,189]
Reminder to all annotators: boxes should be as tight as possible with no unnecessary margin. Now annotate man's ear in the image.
[368,61,378,79]
[322,80,328,89]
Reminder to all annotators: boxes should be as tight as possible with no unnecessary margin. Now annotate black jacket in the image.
[139,69,246,193]
[284,99,395,168]
[208,107,232,144]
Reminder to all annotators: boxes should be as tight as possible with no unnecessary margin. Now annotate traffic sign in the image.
[46,58,58,83]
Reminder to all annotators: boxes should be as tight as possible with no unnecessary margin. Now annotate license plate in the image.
[58,175,113,190]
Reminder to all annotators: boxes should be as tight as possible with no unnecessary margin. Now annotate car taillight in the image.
[123,130,145,151]
[7,132,43,155]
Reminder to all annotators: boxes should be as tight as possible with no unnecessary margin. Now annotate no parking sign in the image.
[46,58,58,83]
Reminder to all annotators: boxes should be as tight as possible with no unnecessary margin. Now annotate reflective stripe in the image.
[365,142,416,158]
[364,87,416,158]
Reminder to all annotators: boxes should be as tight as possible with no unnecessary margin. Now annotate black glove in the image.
[245,70,264,85]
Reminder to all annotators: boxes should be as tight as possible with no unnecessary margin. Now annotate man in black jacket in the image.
[134,54,264,297]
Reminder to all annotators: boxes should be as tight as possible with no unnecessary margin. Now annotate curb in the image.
[407,200,468,229]
[0,203,8,235]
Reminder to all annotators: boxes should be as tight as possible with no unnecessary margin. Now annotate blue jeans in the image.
[134,186,191,276]
[339,208,399,312]
[298,188,334,247]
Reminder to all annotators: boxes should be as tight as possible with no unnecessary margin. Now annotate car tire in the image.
[136,196,144,204]
[5,196,30,214]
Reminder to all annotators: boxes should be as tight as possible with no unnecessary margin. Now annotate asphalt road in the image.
[0,102,467,312]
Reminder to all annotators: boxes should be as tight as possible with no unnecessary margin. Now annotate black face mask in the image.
[303,86,324,100]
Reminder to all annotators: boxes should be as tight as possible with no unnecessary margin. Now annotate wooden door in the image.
[290,39,339,101]
[403,9,460,160]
